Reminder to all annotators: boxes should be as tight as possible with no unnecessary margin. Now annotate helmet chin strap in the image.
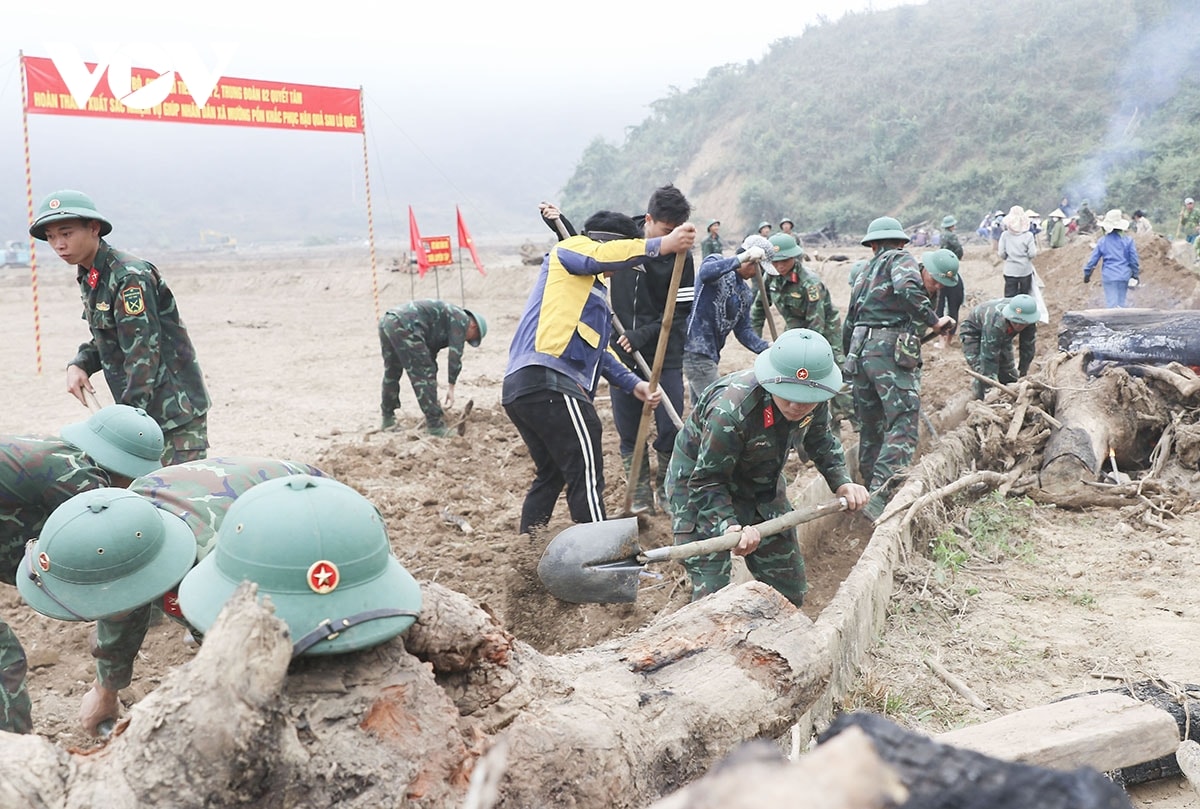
[291,608,422,658]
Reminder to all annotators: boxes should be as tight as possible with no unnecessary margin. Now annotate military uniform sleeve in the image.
[977,316,1006,381]
[92,604,154,690]
[112,274,164,409]
[446,314,468,385]
[682,406,747,535]
[798,404,852,492]
[890,259,939,326]
[750,286,769,335]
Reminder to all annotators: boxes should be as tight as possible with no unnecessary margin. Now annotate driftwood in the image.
[819,713,1134,809]
[0,581,834,809]
[1058,309,1200,367]
[1039,352,1168,495]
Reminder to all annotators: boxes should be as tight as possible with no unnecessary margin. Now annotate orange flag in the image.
[408,206,431,277]
[456,206,486,276]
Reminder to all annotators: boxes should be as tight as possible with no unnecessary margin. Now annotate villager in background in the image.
[608,185,695,514]
[998,205,1038,297]
[1131,209,1153,235]
[701,219,723,257]
[988,210,1004,252]
[503,210,684,533]
[1075,200,1097,234]
[1176,197,1200,243]
[959,294,1039,399]
[1083,209,1140,308]
[683,235,773,405]
[378,299,485,436]
[934,215,965,349]
[665,329,868,606]
[19,459,330,735]
[1046,208,1068,248]
[843,221,957,520]
[30,189,210,464]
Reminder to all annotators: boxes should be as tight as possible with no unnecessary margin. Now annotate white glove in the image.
[1127,277,1139,288]
[763,261,781,276]
[742,246,766,263]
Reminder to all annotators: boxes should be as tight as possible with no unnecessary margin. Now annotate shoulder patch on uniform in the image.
[121,285,145,316]
[807,286,820,302]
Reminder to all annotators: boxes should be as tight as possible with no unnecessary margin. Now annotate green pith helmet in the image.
[178,475,422,657]
[18,488,196,621]
[707,219,720,232]
[29,190,113,241]
[754,328,843,403]
[860,216,909,245]
[921,249,961,287]
[1002,294,1039,325]
[60,404,164,478]
[768,232,803,260]
[464,309,487,347]
[757,221,771,231]
[941,215,957,228]
[780,217,794,227]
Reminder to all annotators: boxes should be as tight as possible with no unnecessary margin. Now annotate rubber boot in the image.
[654,450,672,511]
[623,453,655,515]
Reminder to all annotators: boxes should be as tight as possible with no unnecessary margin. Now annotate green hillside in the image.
[560,0,1200,240]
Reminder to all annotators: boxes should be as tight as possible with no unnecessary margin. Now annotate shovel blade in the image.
[536,517,644,603]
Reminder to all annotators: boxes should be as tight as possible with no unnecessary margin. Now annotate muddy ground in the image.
[2,228,1199,805]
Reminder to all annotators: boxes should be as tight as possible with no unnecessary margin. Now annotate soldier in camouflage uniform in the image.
[0,405,163,733]
[750,233,854,427]
[378,299,486,436]
[19,457,326,735]
[842,221,958,520]
[960,294,1039,399]
[934,215,966,349]
[665,329,868,606]
[30,190,211,465]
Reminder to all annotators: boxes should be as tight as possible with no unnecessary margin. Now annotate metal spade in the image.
[536,497,848,603]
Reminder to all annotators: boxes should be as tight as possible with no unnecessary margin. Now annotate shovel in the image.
[537,496,848,603]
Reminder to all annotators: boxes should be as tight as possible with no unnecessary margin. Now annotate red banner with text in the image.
[22,55,362,133]
[421,236,454,267]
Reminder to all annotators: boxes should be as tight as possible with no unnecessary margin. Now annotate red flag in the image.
[408,206,431,277]
[456,206,487,276]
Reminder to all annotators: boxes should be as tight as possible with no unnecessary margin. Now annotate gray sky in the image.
[0,0,923,241]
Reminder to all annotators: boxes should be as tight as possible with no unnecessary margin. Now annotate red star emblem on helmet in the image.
[307,560,340,594]
[796,368,809,380]
[37,552,50,572]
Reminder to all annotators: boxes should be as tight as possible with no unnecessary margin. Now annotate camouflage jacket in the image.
[959,299,1020,383]
[0,435,112,585]
[700,234,723,258]
[843,248,938,348]
[941,229,963,260]
[751,265,845,359]
[72,241,210,431]
[94,457,325,690]
[665,369,851,537]
[381,299,473,384]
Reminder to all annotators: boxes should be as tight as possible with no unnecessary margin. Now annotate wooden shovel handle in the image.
[82,389,102,413]
[639,497,847,563]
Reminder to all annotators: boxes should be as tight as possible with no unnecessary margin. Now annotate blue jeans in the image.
[611,367,684,455]
[1102,280,1128,308]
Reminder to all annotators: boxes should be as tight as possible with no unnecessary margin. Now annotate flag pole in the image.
[457,204,466,306]
[19,51,42,375]
[359,87,380,322]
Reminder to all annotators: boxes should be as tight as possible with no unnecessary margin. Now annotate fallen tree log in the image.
[1058,308,1200,368]
[1039,353,1168,494]
[819,712,1134,809]
[0,581,833,809]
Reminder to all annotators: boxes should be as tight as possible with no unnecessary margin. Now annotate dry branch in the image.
[965,369,1062,429]
[925,658,990,711]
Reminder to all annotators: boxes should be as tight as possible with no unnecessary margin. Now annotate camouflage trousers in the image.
[676,500,807,607]
[379,315,445,429]
[162,414,209,466]
[0,618,31,733]
[851,348,921,505]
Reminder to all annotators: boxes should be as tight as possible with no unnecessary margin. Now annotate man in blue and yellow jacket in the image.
[503,210,696,535]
